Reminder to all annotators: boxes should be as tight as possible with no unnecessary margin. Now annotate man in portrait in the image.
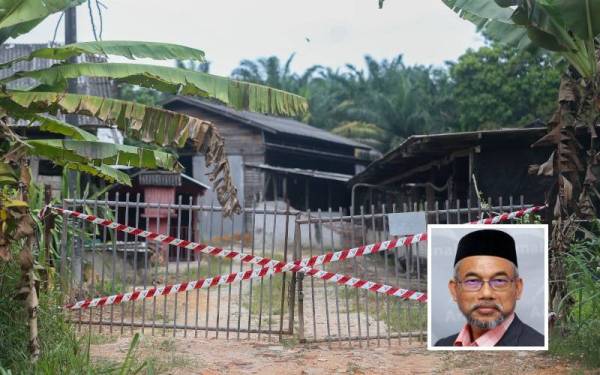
[435,229,544,347]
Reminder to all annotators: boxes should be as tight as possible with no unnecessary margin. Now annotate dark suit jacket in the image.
[434,314,544,347]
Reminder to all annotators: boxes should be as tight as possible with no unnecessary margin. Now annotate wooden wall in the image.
[164,103,266,207]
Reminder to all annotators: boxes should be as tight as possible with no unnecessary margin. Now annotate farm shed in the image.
[162,96,376,214]
[349,127,557,209]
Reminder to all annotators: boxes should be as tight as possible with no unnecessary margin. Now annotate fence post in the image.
[289,220,305,342]
[278,202,291,341]
[42,185,55,290]
[59,199,70,303]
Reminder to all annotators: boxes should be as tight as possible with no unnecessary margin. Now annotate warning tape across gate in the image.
[49,205,545,310]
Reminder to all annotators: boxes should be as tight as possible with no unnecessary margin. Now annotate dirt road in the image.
[91,335,576,374]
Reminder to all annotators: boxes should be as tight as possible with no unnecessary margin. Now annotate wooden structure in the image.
[349,127,554,209]
[162,96,376,212]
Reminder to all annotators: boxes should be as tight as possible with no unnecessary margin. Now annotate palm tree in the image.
[441,0,599,315]
[307,55,443,151]
[0,0,307,361]
[232,54,321,97]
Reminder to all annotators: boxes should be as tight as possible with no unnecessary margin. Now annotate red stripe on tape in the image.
[354,279,367,288]
[210,275,221,286]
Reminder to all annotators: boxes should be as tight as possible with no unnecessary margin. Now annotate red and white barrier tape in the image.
[48,205,543,271]
[470,205,544,224]
[65,262,427,310]
[52,204,545,310]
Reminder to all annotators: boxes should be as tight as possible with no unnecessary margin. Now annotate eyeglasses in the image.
[456,278,516,291]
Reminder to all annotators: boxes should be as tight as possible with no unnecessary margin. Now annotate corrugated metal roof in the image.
[349,127,549,185]
[138,171,182,187]
[245,163,352,182]
[136,171,210,190]
[1,43,116,127]
[162,96,370,149]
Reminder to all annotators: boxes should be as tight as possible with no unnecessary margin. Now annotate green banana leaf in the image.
[24,139,180,171]
[3,91,241,215]
[442,0,595,77]
[0,41,206,70]
[0,162,17,185]
[443,0,514,23]
[7,62,308,117]
[61,162,132,186]
[0,0,85,44]
[538,0,600,40]
[26,115,99,141]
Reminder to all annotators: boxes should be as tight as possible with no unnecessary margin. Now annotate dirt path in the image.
[90,335,577,374]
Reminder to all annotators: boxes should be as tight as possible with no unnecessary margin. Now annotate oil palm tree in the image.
[308,55,440,151]
[232,54,321,97]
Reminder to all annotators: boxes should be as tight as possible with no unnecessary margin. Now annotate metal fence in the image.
[292,196,533,346]
[62,195,297,340]
[60,195,535,345]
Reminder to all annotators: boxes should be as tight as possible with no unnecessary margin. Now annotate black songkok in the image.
[454,229,517,267]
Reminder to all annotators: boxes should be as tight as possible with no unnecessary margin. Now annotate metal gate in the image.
[292,196,531,346]
[62,195,297,340]
[60,195,533,345]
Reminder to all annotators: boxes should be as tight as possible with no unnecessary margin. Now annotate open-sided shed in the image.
[349,127,554,209]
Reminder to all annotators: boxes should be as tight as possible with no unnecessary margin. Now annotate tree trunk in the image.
[535,71,600,318]
[17,160,40,362]
[20,236,40,362]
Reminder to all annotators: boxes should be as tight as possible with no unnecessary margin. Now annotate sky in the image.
[13,0,485,77]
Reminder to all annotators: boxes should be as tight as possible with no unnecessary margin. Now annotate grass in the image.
[244,273,287,320]
[340,286,426,333]
[547,231,600,369]
[137,337,197,373]
[87,333,119,345]
[549,323,600,368]
[0,261,87,374]
[0,259,151,374]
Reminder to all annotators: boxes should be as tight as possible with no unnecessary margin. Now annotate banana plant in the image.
[0,0,308,363]
[441,0,600,315]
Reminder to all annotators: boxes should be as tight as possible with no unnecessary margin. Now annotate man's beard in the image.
[463,302,507,330]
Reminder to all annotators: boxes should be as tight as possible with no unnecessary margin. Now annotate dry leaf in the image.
[537,152,555,176]
[559,175,573,202]
[0,244,10,261]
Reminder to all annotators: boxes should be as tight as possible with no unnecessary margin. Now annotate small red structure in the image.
[111,170,209,262]
[142,185,177,256]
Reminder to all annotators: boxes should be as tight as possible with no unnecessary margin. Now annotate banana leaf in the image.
[442,0,514,23]
[7,62,308,117]
[24,139,180,171]
[3,91,241,215]
[0,41,206,70]
[539,0,600,40]
[0,0,85,44]
[23,114,98,141]
[443,0,596,77]
[61,162,132,186]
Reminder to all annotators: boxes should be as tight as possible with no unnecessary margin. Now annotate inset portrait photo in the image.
[427,225,548,350]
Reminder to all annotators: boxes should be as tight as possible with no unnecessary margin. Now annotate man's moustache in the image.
[469,303,503,313]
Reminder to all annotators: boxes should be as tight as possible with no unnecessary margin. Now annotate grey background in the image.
[429,225,547,344]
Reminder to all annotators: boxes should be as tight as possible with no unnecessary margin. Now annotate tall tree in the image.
[306,55,449,151]
[232,54,321,98]
[448,43,561,131]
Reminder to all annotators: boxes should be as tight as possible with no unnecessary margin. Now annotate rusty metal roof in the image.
[245,163,353,182]
[162,96,371,149]
[349,127,550,185]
